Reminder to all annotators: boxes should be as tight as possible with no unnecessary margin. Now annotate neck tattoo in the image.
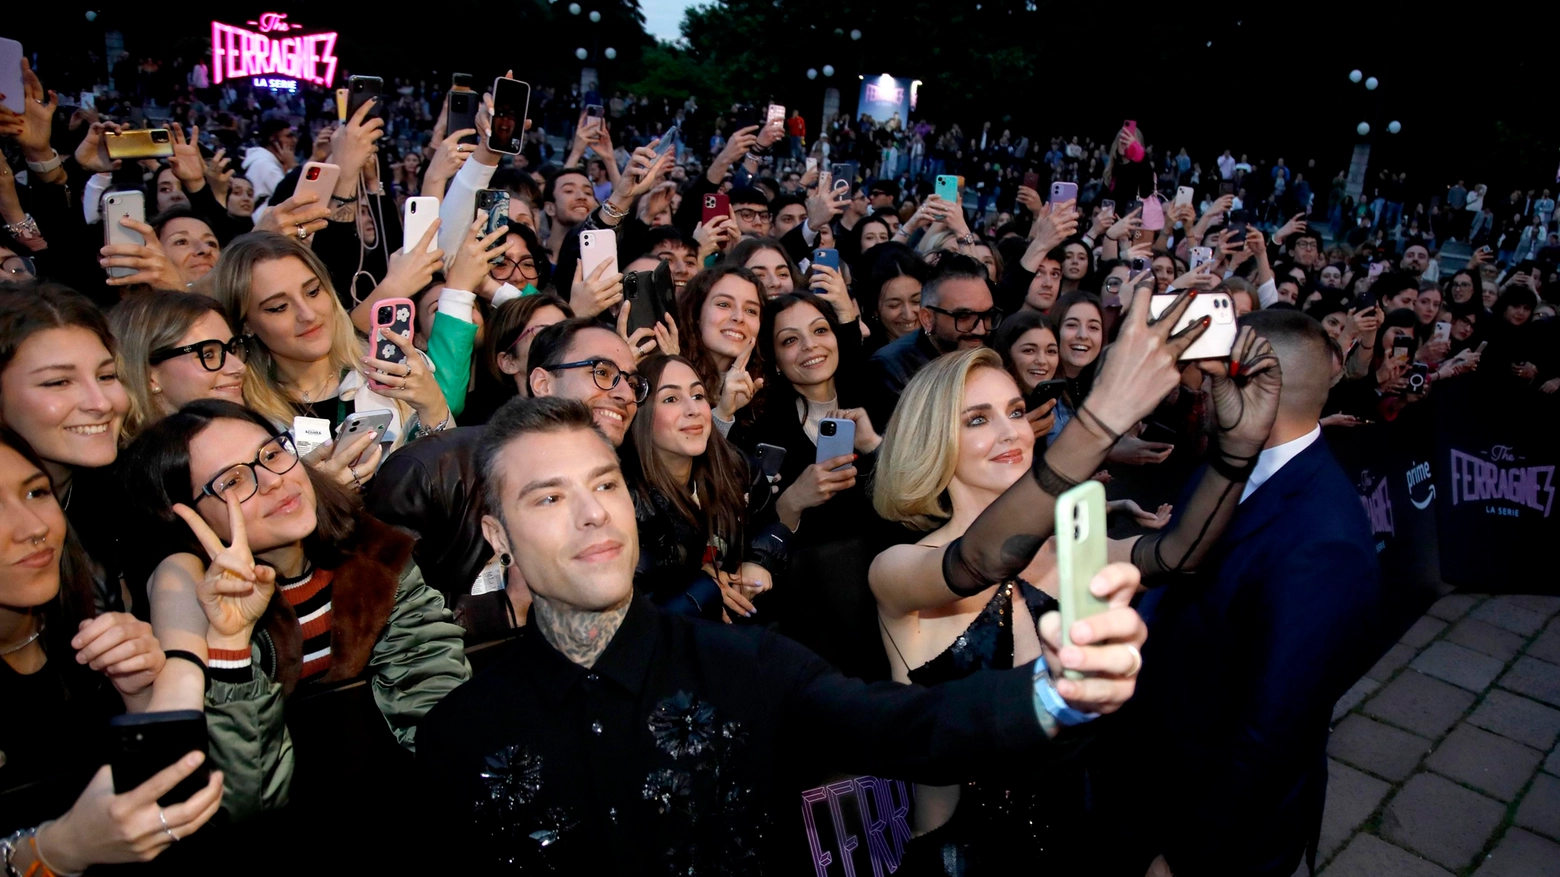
[531,593,632,668]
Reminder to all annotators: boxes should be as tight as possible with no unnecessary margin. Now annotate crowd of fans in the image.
[0,44,1556,877]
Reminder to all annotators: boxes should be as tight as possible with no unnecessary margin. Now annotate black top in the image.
[865,329,942,432]
[415,595,1050,874]
[0,656,122,834]
[903,579,1055,687]
[66,465,127,614]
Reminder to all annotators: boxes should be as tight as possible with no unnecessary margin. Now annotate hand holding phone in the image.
[1056,481,1110,681]
[368,298,416,388]
[815,417,856,470]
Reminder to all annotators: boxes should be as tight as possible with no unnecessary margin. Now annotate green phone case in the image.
[1056,481,1111,680]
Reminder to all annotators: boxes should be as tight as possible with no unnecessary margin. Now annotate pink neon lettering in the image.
[211,20,338,87]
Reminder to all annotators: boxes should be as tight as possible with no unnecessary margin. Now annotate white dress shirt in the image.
[1240,424,1320,504]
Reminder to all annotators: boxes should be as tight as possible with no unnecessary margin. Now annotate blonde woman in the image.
[207,232,452,470]
[867,300,1284,869]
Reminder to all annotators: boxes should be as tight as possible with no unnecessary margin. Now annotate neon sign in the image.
[211,12,338,88]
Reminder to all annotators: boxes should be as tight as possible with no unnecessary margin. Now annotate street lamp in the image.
[1348,69,1362,83]
[807,68,818,80]
[1387,120,1401,134]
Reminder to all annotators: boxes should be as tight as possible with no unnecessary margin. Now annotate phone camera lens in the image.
[152,131,169,143]
[379,307,393,323]
[306,167,319,180]
[821,421,836,436]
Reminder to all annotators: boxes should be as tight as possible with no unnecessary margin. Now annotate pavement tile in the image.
[1365,671,1479,740]
[1400,615,1450,648]
[1322,832,1453,877]
[1547,746,1560,777]
[1367,643,1420,683]
[1427,593,1481,622]
[1525,624,1560,665]
[1445,618,1528,662]
[1468,690,1560,751]
[1499,657,1560,709]
[1513,772,1560,841]
[1424,723,1542,801]
[1500,595,1560,618]
[1381,772,1505,870]
[1329,714,1434,781]
[1472,600,1548,637]
[1411,641,1508,692]
[1333,676,1381,723]
[1319,759,1392,860]
[1472,828,1560,877]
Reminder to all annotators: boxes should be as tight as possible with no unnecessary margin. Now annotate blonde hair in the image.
[107,289,233,439]
[873,347,1005,530]
[207,232,363,425]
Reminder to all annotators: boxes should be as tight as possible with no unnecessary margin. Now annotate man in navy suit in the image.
[1109,310,1385,876]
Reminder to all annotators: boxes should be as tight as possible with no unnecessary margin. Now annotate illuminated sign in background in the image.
[212,12,338,90]
[858,74,917,124]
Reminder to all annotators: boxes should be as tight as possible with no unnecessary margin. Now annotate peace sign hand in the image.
[171,492,275,648]
[714,338,763,423]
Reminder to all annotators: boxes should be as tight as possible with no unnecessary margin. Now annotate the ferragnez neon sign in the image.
[211,12,338,88]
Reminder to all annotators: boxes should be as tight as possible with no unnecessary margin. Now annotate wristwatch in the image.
[25,151,62,175]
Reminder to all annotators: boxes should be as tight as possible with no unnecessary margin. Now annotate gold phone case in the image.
[103,129,174,160]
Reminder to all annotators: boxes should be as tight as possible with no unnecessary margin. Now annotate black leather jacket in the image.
[364,427,490,603]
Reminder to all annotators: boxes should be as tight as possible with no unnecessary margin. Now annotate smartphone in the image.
[582,103,606,133]
[1100,199,1116,218]
[830,163,855,190]
[1474,340,1489,355]
[1025,378,1068,412]
[755,443,787,479]
[103,129,175,160]
[653,122,680,158]
[1022,171,1041,193]
[622,260,675,334]
[347,75,383,120]
[103,191,146,278]
[1224,210,1249,242]
[766,103,785,127]
[1055,480,1110,681]
[1175,186,1195,208]
[291,415,332,458]
[335,408,395,467]
[110,710,209,807]
[1140,195,1166,231]
[295,161,341,208]
[488,77,530,155]
[805,157,818,174]
[701,193,732,226]
[0,37,23,114]
[1432,321,1451,344]
[1217,179,1236,198]
[334,87,348,122]
[402,196,440,254]
[935,175,960,203]
[811,248,841,273]
[1389,339,1412,368]
[580,229,619,282]
[1367,261,1387,280]
[447,89,479,145]
[1049,181,1078,205]
[816,417,856,470]
[1149,291,1238,361]
[477,188,511,235]
[1123,119,1137,135]
[369,297,416,388]
[451,72,475,91]
[1189,246,1215,272]
[1129,256,1151,274]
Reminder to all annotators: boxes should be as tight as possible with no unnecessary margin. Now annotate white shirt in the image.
[1240,424,1320,504]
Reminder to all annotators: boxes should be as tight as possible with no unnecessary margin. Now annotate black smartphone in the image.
[110,710,209,807]
[1139,420,1178,445]
[623,261,676,335]
[1225,209,1249,243]
[1218,179,1236,198]
[347,75,383,121]
[447,90,479,145]
[1024,378,1068,411]
[755,443,788,478]
[451,72,474,91]
[488,78,530,156]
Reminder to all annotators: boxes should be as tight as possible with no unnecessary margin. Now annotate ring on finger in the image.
[1122,643,1143,678]
[159,807,179,842]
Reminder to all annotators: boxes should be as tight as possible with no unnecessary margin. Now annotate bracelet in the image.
[600,199,628,220]
[25,151,62,175]
[33,821,81,877]
[1032,453,1082,496]
[957,232,978,246]
[4,214,40,241]
[2,827,24,877]
[329,193,358,204]
[1078,404,1124,445]
[163,649,210,688]
[1032,657,1100,727]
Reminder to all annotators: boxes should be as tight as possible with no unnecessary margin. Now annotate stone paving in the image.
[1305,594,1560,876]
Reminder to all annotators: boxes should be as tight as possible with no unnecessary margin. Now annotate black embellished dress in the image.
[895,579,1089,875]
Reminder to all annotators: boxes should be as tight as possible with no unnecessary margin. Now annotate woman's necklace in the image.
[296,371,337,404]
[0,619,43,656]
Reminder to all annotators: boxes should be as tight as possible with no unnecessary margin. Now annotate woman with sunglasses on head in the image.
[120,401,468,839]
[0,432,225,876]
[208,232,451,455]
[625,354,786,622]
[0,282,131,613]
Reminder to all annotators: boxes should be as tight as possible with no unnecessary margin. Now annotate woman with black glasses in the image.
[120,400,468,837]
[108,291,247,439]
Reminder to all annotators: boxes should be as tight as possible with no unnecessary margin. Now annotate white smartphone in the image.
[335,408,395,468]
[290,416,332,458]
[580,229,618,281]
[1189,246,1215,271]
[815,417,855,470]
[1175,186,1195,208]
[1149,291,1238,361]
[766,103,785,127]
[1432,321,1451,344]
[0,37,24,115]
[102,191,146,278]
[402,196,439,253]
[295,161,341,208]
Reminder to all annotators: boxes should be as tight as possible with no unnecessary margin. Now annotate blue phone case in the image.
[815,417,855,470]
[811,248,841,271]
